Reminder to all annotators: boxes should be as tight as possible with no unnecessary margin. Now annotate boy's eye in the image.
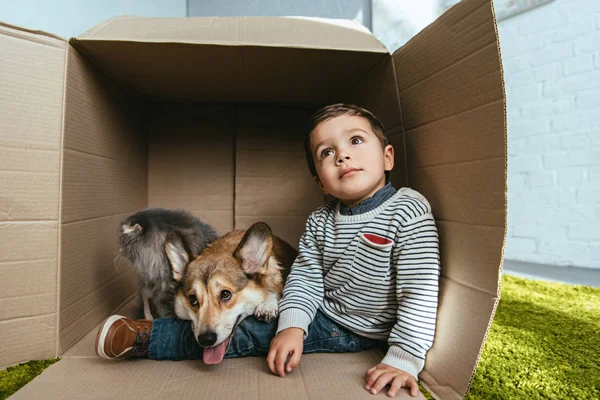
[350,136,364,145]
[320,149,334,159]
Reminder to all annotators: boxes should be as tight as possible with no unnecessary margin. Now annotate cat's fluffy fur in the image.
[119,208,219,319]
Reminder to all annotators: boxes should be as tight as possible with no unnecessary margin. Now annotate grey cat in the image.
[118,208,219,320]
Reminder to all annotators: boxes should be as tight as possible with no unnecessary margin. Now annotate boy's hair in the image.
[304,103,389,179]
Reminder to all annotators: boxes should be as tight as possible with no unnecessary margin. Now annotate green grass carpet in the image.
[467,275,600,399]
[0,359,59,400]
[1,275,599,399]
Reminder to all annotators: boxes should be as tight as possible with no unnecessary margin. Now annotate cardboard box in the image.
[0,0,506,398]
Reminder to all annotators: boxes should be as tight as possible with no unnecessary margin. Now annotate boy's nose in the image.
[336,155,350,165]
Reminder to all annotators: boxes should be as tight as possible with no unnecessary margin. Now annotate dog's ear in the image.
[165,232,190,281]
[234,222,273,275]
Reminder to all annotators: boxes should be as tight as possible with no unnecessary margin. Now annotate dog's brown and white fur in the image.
[165,222,297,364]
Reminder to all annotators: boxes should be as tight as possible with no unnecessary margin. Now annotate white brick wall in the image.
[497,0,600,269]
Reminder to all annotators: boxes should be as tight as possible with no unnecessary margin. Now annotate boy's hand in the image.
[266,327,304,377]
[365,364,419,398]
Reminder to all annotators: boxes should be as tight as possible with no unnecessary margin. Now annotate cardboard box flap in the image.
[69,16,388,104]
[0,21,65,44]
[393,0,506,398]
[68,43,386,105]
[77,15,388,52]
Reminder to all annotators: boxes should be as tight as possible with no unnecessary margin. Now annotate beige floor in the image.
[12,299,423,399]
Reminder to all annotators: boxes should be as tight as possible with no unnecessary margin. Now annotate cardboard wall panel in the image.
[59,215,135,333]
[405,101,504,169]
[0,259,57,299]
[398,43,502,131]
[408,158,505,227]
[59,46,147,354]
[0,315,56,369]
[346,55,403,133]
[0,24,65,152]
[0,172,59,222]
[0,222,58,321]
[0,294,56,322]
[0,23,65,368]
[60,269,137,353]
[235,106,325,247]
[394,0,496,94]
[61,46,147,224]
[419,277,498,400]
[393,0,505,397]
[62,47,147,164]
[60,150,147,223]
[0,148,61,222]
[0,222,59,263]
[0,223,59,367]
[0,147,60,173]
[437,221,505,297]
[148,103,236,235]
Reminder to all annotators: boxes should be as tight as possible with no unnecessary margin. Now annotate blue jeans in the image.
[148,310,384,360]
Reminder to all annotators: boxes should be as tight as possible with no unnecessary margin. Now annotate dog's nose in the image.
[198,332,217,347]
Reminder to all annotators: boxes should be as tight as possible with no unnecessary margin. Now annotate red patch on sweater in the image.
[364,233,392,245]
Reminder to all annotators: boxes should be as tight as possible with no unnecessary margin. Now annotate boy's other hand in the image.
[266,327,304,377]
[365,364,419,398]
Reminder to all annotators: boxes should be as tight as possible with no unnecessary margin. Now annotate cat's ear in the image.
[121,223,142,235]
[165,232,190,281]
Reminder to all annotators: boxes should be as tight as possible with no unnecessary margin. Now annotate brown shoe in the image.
[95,315,152,360]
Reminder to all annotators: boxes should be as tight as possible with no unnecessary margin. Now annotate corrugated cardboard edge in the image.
[420,1,508,398]
[71,37,390,52]
[53,33,70,359]
[462,0,508,395]
[0,21,65,43]
[74,15,389,53]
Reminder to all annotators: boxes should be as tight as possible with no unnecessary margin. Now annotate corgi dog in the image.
[165,222,297,364]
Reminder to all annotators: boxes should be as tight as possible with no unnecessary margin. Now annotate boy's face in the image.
[310,114,394,207]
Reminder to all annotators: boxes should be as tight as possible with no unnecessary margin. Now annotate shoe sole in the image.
[95,315,126,360]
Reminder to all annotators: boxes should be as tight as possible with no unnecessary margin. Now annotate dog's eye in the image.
[188,294,198,306]
[220,290,231,301]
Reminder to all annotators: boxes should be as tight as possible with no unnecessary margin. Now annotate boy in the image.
[96,104,440,398]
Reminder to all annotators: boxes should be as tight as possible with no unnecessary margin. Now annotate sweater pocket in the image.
[353,233,394,281]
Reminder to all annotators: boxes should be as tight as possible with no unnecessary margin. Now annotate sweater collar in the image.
[339,182,397,216]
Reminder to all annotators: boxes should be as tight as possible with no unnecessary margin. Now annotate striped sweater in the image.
[277,188,440,379]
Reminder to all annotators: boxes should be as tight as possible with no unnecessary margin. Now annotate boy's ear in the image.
[383,144,394,172]
[165,232,190,282]
[313,176,328,195]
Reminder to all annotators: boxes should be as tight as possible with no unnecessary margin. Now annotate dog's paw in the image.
[255,299,279,322]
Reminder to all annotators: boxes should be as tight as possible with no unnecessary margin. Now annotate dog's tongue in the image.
[203,337,231,365]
